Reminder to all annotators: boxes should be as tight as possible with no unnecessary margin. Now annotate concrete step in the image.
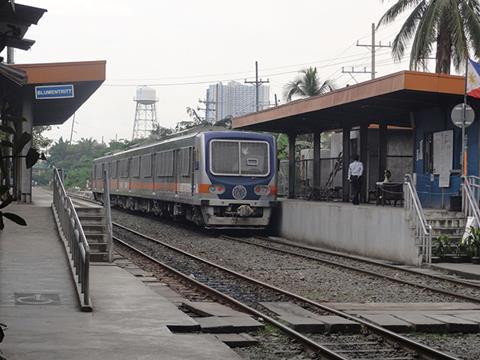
[84,232,107,241]
[89,242,108,250]
[424,210,464,218]
[78,214,105,221]
[82,224,107,234]
[427,219,465,228]
[90,251,109,262]
[75,207,103,215]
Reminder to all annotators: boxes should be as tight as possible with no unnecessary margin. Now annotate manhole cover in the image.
[14,293,60,305]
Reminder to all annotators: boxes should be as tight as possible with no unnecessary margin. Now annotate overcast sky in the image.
[9,1,429,144]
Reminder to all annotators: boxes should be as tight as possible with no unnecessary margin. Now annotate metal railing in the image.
[103,169,114,262]
[52,168,91,310]
[404,174,432,264]
[462,176,480,227]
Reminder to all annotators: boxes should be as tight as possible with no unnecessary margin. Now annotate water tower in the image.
[132,86,159,140]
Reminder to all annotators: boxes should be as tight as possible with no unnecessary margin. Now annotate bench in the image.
[376,182,403,206]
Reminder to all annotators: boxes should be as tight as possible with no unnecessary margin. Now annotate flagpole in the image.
[463,57,468,176]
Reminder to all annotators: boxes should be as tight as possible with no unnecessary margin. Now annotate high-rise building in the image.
[206,81,269,122]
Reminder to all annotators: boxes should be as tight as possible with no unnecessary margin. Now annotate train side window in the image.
[180,148,191,176]
[96,163,103,179]
[119,158,129,178]
[156,150,174,177]
[131,156,140,178]
[141,154,152,178]
[109,161,117,178]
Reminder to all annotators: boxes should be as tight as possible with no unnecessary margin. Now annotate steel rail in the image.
[255,235,480,289]
[221,235,480,304]
[113,222,459,360]
[113,235,346,360]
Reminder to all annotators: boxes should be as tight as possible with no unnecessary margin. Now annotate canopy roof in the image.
[0,0,46,52]
[14,60,106,125]
[232,71,466,133]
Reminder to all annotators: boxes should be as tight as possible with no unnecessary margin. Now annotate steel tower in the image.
[132,86,158,140]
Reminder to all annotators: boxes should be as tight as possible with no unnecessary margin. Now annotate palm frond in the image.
[461,0,480,60]
[391,1,426,61]
[450,0,469,70]
[409,0,448,70]
[378,0,424,27]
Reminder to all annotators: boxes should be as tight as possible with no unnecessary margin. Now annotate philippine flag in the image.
[467,59,480,99]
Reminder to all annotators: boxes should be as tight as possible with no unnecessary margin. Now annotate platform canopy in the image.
[13,60,106,126]
[0,0,46,52]
[232,71,466,133]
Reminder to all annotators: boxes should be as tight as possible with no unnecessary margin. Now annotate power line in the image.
[245,61,270,112]
[344,23,392,80]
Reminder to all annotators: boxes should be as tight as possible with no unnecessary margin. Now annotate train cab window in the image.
[141,154,152,178]
[211,141,239,175]
[119,158,129,178]
[131,156,140,178]
[156,151,174,177]
[240,142,268,175]
[210,140,269,176]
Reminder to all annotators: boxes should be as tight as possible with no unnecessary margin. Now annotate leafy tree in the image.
[32,125,52,151]
[284,67,335,102]
[377,0,480,74]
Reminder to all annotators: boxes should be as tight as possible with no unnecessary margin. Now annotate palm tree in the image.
[377,0,480,74]
[284,67,335,102]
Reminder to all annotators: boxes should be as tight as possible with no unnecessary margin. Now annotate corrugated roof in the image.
[232,71,466,133]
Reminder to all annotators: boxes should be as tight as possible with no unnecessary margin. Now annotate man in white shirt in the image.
[348,154,363,205]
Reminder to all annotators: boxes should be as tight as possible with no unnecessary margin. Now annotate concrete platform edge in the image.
[430,264,480,280]
[51,203,92,312]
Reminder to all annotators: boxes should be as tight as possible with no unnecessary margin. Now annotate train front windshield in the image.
[210,140,270,176]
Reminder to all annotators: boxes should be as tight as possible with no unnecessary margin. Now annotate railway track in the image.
[112,222,458,360]
[68,193,480,303]
[220,235,480,304]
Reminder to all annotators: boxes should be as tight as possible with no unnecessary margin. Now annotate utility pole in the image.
[198,97,216,123]
[245,61,269,112]
[344,23,391,80]
[69,113,76,144]
[6,0,14,64]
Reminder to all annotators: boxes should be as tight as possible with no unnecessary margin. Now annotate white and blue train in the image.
[91,130,277,229]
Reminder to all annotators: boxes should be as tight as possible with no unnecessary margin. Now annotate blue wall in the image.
[414,103,479,209]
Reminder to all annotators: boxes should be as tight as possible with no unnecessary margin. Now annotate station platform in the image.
[431,263,480,281]
[0,188,241,359]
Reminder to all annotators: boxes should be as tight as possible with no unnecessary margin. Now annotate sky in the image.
[9,0,433,144]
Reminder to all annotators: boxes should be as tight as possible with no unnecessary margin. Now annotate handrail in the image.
[52,168,91,310]
[462,176,480,228]
[404,174,432,264]
[103,169,113,262]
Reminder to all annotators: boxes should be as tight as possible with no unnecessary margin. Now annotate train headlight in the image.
[209,184,225,194]
[254,185,271,196]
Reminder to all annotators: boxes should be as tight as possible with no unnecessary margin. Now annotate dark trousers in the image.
[351,175,361,205]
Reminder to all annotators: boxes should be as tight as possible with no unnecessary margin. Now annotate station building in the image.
[0,1,105,203]
[232,71,478,265]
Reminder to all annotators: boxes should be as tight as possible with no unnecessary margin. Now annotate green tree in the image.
[32,125,52,151]
[284,67,335,102]
[378,0,480,74]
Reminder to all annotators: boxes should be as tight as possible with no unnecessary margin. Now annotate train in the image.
[91,130,277,229]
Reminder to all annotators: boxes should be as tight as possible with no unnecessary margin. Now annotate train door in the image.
[128,157,132,191]
[191,147,195,196]
[174,149,179,194]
